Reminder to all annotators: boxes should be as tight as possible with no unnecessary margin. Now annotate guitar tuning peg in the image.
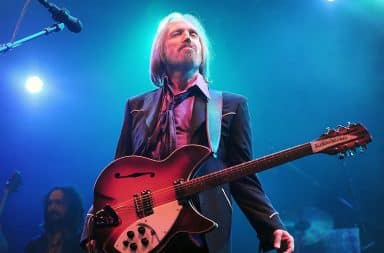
[346,149,355,157]
[322,127,332,137]
[347,122,356,127]
[325,127,336,135]
[358,145,367,152]
[338,152,346,160]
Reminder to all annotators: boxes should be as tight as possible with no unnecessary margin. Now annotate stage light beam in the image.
[25,76,43,94]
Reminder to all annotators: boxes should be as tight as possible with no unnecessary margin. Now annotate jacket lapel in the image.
[130,88,163,155]
[143,88,163,132]
[190,96,207,140]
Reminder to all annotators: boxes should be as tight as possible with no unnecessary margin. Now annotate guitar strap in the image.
[206,89,223,157]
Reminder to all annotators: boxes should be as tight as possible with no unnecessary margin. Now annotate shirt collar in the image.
[163,73,211,100]
[193,73,211,99]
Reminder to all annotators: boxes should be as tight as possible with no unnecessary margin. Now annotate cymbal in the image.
[283,206,334,246]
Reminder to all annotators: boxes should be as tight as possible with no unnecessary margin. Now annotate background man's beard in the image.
[45,211,67,229]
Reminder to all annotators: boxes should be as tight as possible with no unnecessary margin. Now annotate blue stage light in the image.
[25,76,43,94]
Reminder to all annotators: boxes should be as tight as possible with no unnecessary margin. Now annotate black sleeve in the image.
[227,97,285,251]
[115,100,133,159]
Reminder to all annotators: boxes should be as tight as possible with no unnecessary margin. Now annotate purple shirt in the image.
[156,73,210,153]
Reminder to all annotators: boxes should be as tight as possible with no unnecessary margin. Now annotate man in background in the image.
[25,186,85,253]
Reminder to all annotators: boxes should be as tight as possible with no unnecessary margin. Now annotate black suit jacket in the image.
[114,87,285,252]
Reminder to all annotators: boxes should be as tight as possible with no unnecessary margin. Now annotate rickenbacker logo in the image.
[311,134,356,153]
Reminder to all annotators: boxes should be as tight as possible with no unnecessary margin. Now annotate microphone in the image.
[38,0,82,33]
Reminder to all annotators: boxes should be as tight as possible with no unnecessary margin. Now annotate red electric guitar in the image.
[92,123,371,253]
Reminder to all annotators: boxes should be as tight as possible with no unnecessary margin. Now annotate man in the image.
[84,12,294,253]
[25,186,85,253]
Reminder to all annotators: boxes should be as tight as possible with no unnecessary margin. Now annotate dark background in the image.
[1,0,383,252]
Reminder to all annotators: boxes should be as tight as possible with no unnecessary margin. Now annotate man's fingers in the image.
[287,235,294,252]
[281,233,294,253]
[274,229,295,253]
[273,230,282,248]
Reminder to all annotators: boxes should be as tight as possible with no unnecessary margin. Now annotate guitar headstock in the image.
[310,123,372,158]
[5,171,22,193]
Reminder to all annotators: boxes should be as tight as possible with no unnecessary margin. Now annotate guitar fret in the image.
[178,143,313,197]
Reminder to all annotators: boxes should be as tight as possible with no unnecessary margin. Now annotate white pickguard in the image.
[113,200,182,253]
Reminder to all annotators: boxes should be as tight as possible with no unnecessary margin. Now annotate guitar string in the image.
[98,128,366,216]
[112,156,284,214]
[112,142,313,213]
[112,164,251,211]
[110,145,308,216]
[105,130,366,213]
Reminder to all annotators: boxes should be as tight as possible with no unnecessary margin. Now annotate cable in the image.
[10,0,32,42]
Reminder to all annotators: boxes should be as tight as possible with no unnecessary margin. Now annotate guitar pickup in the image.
[173,178,189,205]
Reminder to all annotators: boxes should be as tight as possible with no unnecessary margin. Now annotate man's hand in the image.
[84,239,98,253]
[273,229,294,253]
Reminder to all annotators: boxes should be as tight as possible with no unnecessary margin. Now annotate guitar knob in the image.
[123,240,129,247]
[138,226,146,235]
[130,243,138,250]
[141,238,149,246]
[127,231,135,239]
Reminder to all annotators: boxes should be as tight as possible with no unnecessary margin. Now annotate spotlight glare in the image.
[26,76,43,94]
[327,0,335,2]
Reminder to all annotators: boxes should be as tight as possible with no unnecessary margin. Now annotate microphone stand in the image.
[0,23,64,54]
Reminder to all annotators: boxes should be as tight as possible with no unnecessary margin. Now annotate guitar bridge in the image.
[134,190,154,218]
[94,205,121,227]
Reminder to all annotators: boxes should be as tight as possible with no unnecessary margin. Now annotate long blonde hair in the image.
[149,12,211,86]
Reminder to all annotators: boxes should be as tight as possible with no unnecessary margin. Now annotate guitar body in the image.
[93,145,216,253]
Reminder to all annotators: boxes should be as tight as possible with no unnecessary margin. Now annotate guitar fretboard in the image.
[176,143,313,198]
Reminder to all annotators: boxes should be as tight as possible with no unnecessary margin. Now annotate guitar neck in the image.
[177,142,313,198]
